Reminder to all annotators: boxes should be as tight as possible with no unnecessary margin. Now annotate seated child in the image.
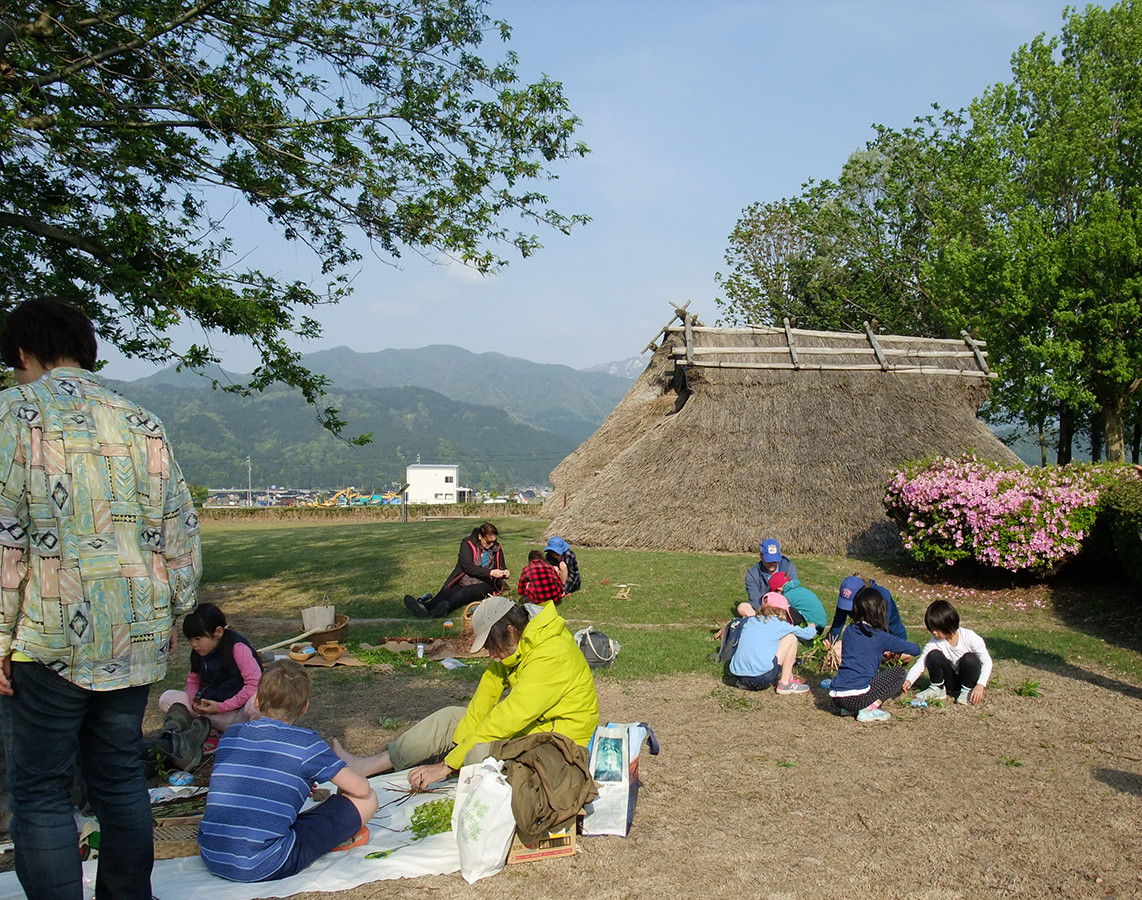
[729,593,816,694]
[517,549,565,605]
[737,571,828,632]
[198,661,379,883]
[903,599,992,705]
[544,536,581,595]
[828,587,921,723]
[160,602,262,737]
[828,575,908,643]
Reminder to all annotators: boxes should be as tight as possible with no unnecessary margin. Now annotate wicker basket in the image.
[461,602,482,638]
[154,816,202,860]
[309,614,348,647]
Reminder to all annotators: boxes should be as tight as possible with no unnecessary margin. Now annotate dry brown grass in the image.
[211,659,1142,900]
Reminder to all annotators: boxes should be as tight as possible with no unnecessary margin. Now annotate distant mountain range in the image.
[114,347,637,490]
[583,355,649,379]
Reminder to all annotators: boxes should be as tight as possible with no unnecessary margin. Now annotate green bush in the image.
[1104,476,1142,586]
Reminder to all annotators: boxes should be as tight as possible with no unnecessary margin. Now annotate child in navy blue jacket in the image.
[828,587,920,723]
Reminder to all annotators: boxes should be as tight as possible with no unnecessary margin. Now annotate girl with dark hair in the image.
[159,602,264,739]
[827,588,920,723]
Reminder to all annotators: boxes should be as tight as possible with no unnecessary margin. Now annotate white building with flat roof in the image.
[405,463,461,504]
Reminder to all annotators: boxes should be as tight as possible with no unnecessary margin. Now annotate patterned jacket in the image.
[0,368,201,689]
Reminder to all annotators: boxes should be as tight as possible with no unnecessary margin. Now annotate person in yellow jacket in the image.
[333,596,599,790]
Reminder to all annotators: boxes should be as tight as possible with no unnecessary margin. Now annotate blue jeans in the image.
[0,661,153,900]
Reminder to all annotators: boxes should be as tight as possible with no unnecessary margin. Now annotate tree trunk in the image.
[1090,410,1103,462]
[1058,403,1074,465]
[1103,397,1127,463]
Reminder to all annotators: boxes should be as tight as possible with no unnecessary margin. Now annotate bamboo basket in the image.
[154,815,202,859]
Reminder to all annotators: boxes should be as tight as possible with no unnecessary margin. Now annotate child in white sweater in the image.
[903,600,993,705]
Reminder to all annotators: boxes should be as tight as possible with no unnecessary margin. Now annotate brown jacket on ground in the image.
[489,732,599,844]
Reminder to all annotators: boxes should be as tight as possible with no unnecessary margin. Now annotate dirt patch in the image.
[235,659,1142,900]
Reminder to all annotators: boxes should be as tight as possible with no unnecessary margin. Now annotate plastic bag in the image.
[453,757,516,884]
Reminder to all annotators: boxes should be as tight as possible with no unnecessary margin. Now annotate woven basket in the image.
[309,614,348,647]
[461,602,481,638]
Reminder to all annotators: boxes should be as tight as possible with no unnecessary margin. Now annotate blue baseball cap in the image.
[837,575,865,612]
[759,539,781,563]
[545,536,570,555]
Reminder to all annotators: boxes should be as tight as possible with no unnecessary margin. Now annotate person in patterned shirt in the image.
[517,550,565,605]
[0,298,201,900]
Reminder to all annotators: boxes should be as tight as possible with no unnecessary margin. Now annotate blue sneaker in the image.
[819,678,832,690]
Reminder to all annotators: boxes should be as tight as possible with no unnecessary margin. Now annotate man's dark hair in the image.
[0,298,98,372]
[924,599,960,635]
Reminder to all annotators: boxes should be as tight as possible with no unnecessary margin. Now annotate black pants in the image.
[925,650,982,693]
[425,581,493,617]
[833,667,908,712]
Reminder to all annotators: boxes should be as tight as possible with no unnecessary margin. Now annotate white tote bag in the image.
[453,757,516,884]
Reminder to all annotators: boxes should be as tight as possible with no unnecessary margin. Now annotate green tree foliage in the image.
[716,122,970,338]
[959,1,1142,463]
[0,0,587,434]
[718,1,1142,463]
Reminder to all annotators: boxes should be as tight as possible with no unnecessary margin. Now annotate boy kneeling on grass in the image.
[199,660,378,882]
[903,600,993,706]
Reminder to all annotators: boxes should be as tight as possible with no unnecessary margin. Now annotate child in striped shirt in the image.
[198,661,378,882]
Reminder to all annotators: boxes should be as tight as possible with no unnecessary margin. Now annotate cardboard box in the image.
[505,819,577,864]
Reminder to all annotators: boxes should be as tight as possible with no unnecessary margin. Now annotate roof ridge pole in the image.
[961,330,990,374]
[643,300,692,353]
[783,317,801,369]
[864,321,889,370]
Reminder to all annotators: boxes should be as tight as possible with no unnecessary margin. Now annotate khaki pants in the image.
[387,706,495,771]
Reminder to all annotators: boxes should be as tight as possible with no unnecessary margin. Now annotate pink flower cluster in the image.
[884,456,1108,572]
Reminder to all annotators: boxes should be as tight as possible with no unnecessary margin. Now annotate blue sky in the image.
[102,1,1085,380]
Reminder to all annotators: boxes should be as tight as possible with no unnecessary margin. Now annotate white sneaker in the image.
[857,707,892,723]
[957,686,972,705]
[914,684,946,702]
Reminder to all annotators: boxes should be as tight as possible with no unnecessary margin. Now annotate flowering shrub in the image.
[884,456,1118,572]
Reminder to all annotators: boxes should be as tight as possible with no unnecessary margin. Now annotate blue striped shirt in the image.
[198,718,345,882]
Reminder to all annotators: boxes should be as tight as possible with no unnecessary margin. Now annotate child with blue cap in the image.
[544,536,581,595]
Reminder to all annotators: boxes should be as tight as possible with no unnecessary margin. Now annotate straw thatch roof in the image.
[542,308,1022,556]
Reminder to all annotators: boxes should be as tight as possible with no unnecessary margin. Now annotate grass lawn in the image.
[199,514,1142,686]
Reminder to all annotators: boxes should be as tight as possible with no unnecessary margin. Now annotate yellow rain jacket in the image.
[445,602,599,770]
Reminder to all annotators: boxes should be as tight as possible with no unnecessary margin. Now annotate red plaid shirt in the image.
[517,559,564,604]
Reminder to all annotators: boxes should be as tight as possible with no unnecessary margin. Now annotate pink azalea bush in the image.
[884,456,1116,572]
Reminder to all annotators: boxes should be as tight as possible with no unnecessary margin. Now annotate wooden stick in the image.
[257,626,326,654]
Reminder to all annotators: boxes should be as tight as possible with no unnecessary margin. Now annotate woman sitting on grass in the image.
[334,596,598,791]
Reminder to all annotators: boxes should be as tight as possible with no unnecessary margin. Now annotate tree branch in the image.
[29,0,231,90]
[0,210,107,258]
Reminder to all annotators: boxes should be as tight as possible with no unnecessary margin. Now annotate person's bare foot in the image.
[331,739,392,778]
[331,738,372,778]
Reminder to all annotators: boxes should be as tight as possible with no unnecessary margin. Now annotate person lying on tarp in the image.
[333,596,599,790]
[404,522,509,618]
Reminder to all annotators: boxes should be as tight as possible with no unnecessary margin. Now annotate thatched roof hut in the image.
[542,307,1021,556]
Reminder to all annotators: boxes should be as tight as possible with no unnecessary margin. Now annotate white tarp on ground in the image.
[0,772,461,900]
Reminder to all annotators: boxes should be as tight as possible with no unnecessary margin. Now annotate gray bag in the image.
[576,626,619,668]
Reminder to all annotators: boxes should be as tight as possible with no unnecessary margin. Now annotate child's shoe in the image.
[856,707,892,723]
[332,825,370,852]
[957,686,973,705]
[202,730,221,756]
[775,680,809,695]
[914,684,946,702]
